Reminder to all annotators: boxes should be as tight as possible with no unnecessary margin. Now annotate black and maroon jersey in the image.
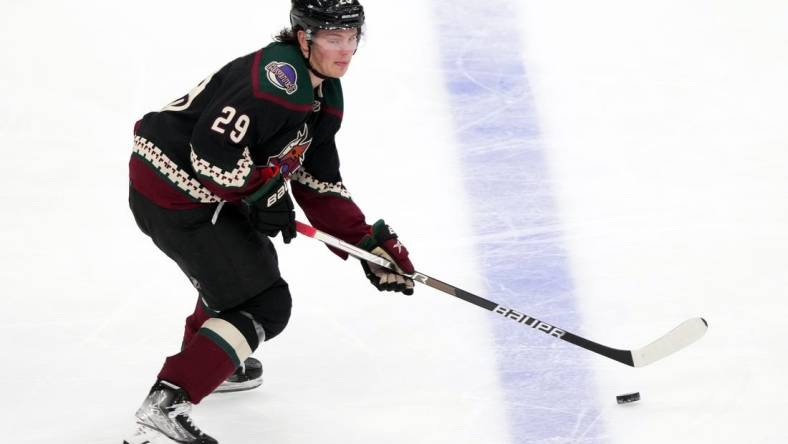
[130,42,370,249]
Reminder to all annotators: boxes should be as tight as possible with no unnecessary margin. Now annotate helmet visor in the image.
[310,29,360,52]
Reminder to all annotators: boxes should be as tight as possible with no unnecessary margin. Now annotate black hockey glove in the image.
[357,220,415,295]
[241,173,296,244]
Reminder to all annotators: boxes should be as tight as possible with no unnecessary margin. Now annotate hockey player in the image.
[124,1,415,442]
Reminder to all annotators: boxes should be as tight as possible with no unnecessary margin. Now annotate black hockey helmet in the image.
[290,0,365,35]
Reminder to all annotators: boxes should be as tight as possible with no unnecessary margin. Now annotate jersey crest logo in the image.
[268,124,313,177]
[265,61,298,95]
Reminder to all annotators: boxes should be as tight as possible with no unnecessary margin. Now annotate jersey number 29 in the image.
[211,106,250,144]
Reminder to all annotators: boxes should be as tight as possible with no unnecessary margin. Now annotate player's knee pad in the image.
[218,278,292,348]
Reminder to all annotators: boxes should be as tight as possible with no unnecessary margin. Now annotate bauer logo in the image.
[265,61,298,95]
[266,185,287,208]
[494,306,566,338]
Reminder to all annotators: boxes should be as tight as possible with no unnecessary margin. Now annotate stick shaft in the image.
[295,221,706,368]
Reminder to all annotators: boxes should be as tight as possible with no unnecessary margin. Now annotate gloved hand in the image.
[241,173,296,243]
[357,219,415,295]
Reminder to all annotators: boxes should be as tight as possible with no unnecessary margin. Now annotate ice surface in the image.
[1,1,786,443]
[516,1,788,443]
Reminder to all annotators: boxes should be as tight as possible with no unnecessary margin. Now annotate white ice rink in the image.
[1,1,787,443]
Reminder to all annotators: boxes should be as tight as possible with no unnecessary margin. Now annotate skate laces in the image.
[168,401,192,418]
[168,401,204,436]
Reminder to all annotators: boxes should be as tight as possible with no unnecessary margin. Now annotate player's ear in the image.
[296,30,310,57]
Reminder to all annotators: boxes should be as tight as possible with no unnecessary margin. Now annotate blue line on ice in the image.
[430,2,606,442]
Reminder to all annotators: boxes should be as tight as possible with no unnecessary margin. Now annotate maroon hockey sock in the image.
[158,332,237,404]
[181,298,212,349]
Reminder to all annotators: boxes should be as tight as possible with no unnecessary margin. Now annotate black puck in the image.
[616,392,640,404]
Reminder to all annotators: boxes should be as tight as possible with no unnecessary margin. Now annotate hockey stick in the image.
[295,221,708,368]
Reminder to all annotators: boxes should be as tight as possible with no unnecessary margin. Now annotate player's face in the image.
[309,29,359,78]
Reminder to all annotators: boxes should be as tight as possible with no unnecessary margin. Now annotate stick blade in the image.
[631,317,708,367]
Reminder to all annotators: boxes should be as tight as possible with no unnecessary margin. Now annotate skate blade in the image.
[213,377,263,393]
[123,422,178,444]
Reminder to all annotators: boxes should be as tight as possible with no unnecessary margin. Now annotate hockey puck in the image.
[616,392,640,404]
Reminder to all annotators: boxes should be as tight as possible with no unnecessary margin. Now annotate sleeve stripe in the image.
[323,106,343,119]
[291,169,352,200]
[190,144,254,188]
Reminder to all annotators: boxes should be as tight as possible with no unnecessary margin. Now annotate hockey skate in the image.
[124,380,217,444]
[214,356,263,393]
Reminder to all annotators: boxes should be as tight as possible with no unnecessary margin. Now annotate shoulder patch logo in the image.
[265,61,298,95]
[268,124,313,177]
